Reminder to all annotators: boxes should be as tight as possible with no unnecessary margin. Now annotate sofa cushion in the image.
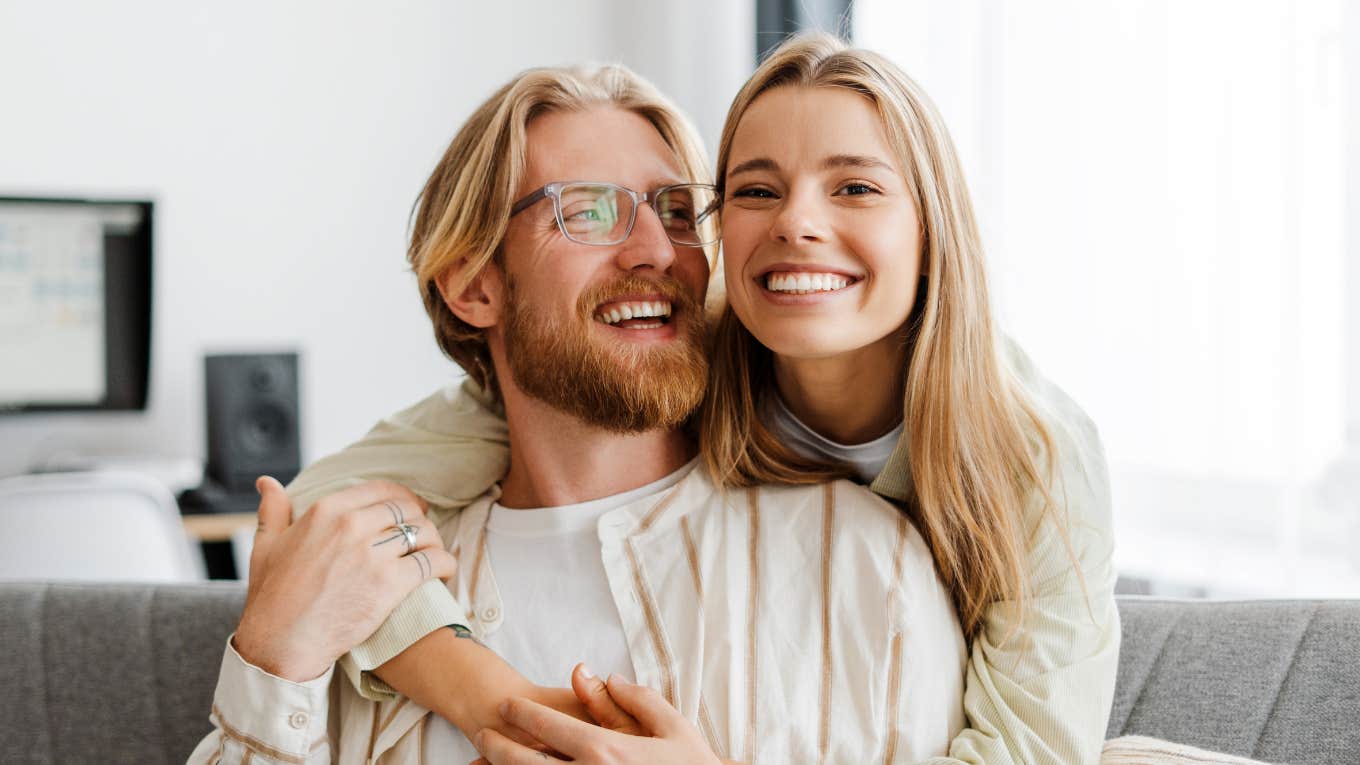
[1109,598,1360,764]
[0,581,245,765]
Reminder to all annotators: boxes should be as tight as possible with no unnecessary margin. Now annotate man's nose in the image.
[615,203,677,272]
[769,188,828,245]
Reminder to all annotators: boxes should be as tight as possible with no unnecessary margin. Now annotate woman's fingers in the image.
[571,664,643,734]
[474,726,567,764]
[604,675,686,739]
[495,697,597,759]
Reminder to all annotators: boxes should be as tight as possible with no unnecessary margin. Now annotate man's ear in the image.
[436,259,505,329]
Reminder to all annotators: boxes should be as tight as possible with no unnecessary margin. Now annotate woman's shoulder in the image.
[999,336,1116,581]
[380,377,507,439]
[286,378,510,514]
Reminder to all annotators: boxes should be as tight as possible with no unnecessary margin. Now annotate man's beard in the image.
[502,273,709,433]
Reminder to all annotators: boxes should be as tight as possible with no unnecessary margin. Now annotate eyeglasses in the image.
[509,181,720,247]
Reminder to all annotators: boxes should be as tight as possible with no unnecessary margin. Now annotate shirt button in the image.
[482,607,499,622]
[288,711,308,729]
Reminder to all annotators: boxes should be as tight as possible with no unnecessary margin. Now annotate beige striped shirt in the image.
[190,466,967,764]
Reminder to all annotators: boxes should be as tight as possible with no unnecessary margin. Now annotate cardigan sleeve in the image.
[284,377,511,700]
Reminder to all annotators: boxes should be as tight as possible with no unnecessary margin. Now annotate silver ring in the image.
[397,522,419,554]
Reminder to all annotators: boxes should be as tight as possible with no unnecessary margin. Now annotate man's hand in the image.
[469,670,722,765]
[231,476,457,682]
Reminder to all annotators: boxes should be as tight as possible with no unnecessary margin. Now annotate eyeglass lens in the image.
[557,184,718,246]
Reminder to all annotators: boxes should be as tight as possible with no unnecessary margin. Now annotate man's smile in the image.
[593,296,674,329]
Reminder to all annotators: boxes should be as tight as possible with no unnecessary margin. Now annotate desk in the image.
[182,513,256,542]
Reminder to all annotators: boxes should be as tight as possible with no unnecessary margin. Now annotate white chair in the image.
[0,471,205,581]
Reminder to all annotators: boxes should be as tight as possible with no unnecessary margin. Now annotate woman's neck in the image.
[773,329,909,445]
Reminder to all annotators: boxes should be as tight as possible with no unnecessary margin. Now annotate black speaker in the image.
[204,352,301,492]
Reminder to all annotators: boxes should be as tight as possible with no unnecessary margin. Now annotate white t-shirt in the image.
[763,393,903,483]
[423,461,695,760]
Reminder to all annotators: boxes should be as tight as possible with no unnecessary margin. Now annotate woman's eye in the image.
[731,187,776,200]
[837,183,878,196]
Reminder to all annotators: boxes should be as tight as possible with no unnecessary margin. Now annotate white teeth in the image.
[594,300,674,326]
[764,271,853,294]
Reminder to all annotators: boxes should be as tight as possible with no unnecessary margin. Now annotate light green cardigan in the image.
[285,338,1119,765]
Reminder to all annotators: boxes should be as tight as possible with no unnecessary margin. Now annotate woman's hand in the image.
[469,667,721,765]
[232,476,457,682]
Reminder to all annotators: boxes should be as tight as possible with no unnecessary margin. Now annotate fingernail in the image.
[473,729,485,752]
[580,663,596,679]
[498,700,510,717]
[607,673,626,686]
[255,476,265,495]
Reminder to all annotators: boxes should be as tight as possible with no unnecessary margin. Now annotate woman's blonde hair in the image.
[701,34,1061,638]
[409,64,711,396]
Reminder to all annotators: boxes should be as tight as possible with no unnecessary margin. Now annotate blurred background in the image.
[1,0,1356,596]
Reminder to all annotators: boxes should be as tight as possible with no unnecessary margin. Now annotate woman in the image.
[289,34,1117,765]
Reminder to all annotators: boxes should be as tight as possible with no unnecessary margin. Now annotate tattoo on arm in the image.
[448,623,484,646]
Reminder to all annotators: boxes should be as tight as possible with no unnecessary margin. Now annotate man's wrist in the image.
[231,626,328,683]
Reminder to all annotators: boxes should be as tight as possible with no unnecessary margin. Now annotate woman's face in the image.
[721,86,924,361]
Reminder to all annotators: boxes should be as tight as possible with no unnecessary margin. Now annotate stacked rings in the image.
[396,523,419,554]
[372,522,420,554]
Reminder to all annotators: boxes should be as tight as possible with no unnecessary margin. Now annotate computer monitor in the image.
[0,196,152,413]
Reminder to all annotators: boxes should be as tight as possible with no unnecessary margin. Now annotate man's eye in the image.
[660,206,695,226]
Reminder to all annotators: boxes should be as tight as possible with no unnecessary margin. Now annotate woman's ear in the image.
[436,260,505,329]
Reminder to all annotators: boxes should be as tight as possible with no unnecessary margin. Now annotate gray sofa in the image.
[0,582,1356,764]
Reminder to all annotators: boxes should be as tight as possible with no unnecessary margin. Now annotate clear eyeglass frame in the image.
[508,181,721,247]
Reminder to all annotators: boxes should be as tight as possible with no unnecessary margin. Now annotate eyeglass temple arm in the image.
[696,197,720,225]
[510,187,551,217]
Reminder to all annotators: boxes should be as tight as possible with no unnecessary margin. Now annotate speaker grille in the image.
[205,353,301,491]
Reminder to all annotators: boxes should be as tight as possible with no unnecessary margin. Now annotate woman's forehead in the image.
[728,86,900,174]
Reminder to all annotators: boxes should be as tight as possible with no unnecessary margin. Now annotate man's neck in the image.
[496,392,695,509]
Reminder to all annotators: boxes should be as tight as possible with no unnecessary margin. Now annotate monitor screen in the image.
[0,197,152,413]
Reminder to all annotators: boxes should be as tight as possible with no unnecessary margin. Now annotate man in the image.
[190,63,964,764]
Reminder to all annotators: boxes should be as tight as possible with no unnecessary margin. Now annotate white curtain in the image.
[855,0,1357,596]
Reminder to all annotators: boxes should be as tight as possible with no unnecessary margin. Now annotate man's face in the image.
[496,105,711,432]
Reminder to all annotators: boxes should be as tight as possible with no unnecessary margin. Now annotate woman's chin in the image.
[752,327,865,363]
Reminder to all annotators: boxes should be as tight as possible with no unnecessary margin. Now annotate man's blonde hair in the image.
[409,64,712,395]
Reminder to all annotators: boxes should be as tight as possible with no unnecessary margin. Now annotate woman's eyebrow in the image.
[727,155,894,178]
[820,153,894,172]
[727,158,780,177]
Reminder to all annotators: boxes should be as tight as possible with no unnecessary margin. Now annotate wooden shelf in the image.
[181,513,256,542]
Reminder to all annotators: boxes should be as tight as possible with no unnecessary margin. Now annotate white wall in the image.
[0,1,754,477]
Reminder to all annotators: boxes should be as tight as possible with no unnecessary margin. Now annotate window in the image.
[856,0,1358,597]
